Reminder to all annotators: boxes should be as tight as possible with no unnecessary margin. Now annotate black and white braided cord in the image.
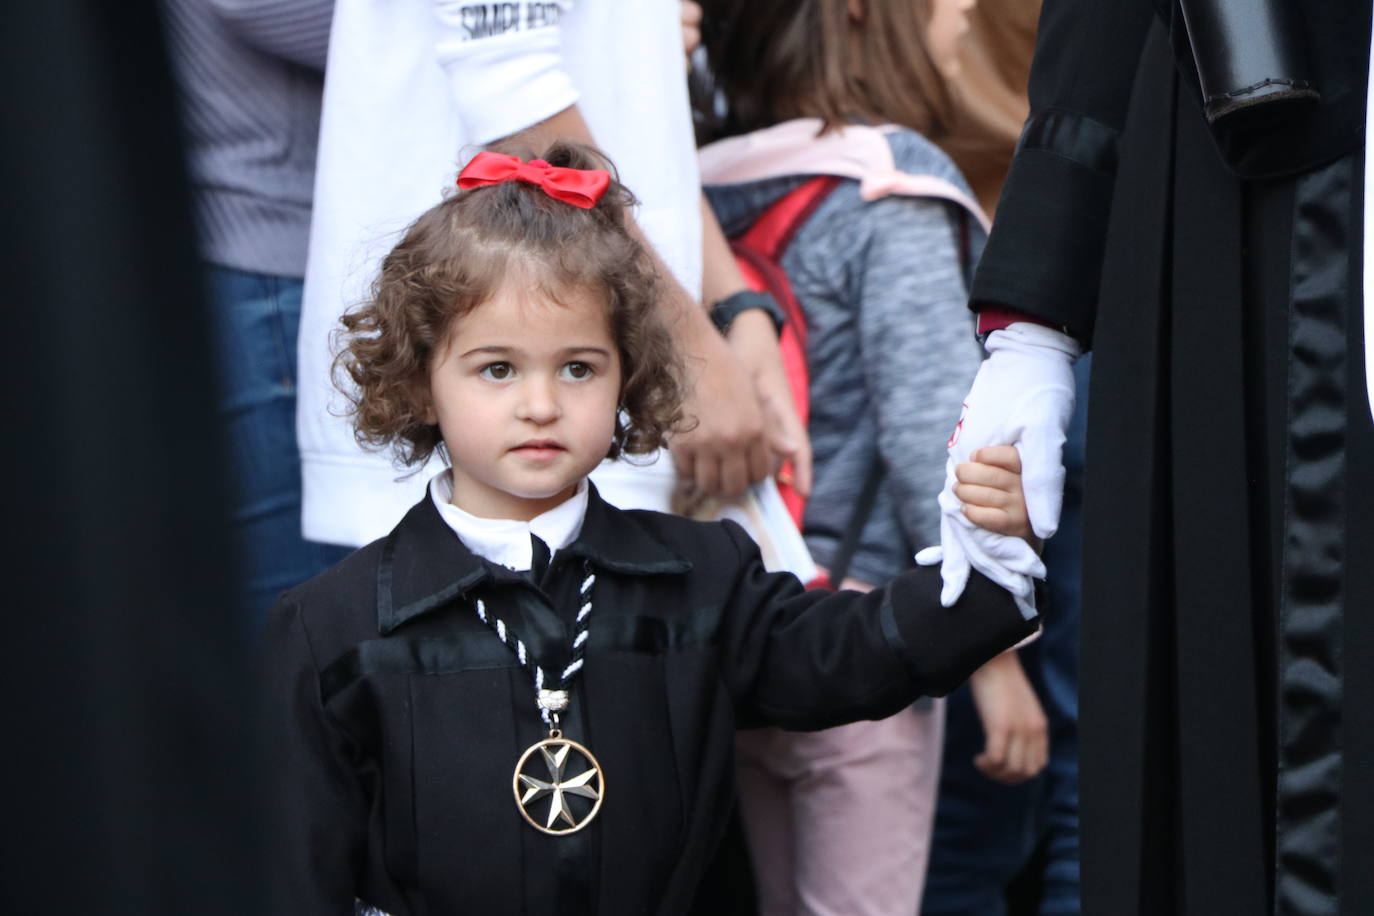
[348,574,596,916]
[473,564,596,727]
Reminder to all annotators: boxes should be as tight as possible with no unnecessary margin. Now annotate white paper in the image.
[698,478,819,582]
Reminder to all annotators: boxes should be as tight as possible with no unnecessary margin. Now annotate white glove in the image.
[917,527,1044,620]
[931,322,1080,614]
[916,501,1047,620]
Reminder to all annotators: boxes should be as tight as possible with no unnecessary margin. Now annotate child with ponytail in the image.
[695,0,1048,912]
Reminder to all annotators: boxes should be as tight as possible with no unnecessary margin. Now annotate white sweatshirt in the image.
[298,0,701,547]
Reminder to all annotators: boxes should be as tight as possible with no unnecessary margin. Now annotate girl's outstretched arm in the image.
[718,521,1039,731]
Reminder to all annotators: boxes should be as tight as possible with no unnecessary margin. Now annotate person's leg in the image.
[923,680,1040,916]
[780,705,943,916]
[1004,637,1080,916]
[1032,736,1080,915]
[205,266,350,625]
[735,728,801,916]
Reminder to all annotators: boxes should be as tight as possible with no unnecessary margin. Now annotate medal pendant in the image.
[513,732,605,835]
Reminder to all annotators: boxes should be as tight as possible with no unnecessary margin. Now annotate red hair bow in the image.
[456,152,611,209]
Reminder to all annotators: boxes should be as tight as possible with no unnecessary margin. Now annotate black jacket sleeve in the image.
[717,522,1038,730]
[970,0,1159,345]
[265,598,370,913]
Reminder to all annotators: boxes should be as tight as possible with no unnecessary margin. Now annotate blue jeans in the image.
[206,266,350,626]
[921,355,1090,916]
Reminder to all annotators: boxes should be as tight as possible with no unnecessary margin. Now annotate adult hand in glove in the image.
[916,443,1049,619]
[925,323,1080,615]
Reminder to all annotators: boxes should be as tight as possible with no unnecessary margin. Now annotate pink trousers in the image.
[734,702,946,916]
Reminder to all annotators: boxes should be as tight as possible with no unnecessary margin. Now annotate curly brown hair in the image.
[336,141,686,468]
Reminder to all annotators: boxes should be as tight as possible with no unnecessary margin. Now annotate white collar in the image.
[428,471,589,571]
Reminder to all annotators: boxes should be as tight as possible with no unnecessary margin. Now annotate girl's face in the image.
[926,0,976,78]
[426,280,622,521]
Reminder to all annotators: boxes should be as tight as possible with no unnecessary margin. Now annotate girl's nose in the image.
[515,377,562,423]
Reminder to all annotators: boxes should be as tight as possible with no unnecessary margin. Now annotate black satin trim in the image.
[1275,155,1349,915]
[878,593,907,669]
[321,615,720,705]
[601,611,719,653]
[1018,108,1120,176]
[882,570,1039,697]
[321,635,514,705]
[551,681,595,913]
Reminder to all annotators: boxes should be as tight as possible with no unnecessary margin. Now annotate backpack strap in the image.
[730,175,843,359]
[737,176,843,259]
[825,457,885,589]
[727,176,889,587]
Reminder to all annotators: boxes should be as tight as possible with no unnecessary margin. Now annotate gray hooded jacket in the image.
[705,129,985,585]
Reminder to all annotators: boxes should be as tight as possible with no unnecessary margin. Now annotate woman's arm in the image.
[970,0,1158,340]
[699,195,813,499]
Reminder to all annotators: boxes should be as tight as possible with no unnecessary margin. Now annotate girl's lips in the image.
[511,441,566,460]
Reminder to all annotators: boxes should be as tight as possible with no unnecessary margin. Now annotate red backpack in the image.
[727,176,884,589]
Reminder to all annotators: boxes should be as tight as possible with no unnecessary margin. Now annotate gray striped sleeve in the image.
[209,0,334,71]
[161,0,329,275]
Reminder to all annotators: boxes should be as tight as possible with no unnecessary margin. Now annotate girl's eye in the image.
[561,361,594,381]
[479,362,514,381]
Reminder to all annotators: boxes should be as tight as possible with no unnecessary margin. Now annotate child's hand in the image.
[968,650,1049,785]
[954,446,1033,542]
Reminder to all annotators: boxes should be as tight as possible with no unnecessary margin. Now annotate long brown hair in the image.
[696,0,954,142]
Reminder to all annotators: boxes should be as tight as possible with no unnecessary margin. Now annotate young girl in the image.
[694,0,1048,912]
[266,141,1038,914]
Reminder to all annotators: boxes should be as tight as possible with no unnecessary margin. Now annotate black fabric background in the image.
[1069,21,1374,916]
[0,3,276,911]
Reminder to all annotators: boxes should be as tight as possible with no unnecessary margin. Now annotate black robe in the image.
[266,485,1036,914]
[970,2,1373,914]
[2,1,277,912]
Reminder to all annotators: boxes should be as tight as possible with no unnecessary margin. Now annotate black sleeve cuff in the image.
[881,566,1041,697]
[971,140,1119,347]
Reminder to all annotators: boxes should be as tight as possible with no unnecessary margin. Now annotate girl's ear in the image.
[847,0,865,22]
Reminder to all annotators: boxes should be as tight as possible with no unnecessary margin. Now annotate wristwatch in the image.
[709,289,787,336]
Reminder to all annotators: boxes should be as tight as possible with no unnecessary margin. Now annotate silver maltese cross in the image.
[513,736,605,835]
